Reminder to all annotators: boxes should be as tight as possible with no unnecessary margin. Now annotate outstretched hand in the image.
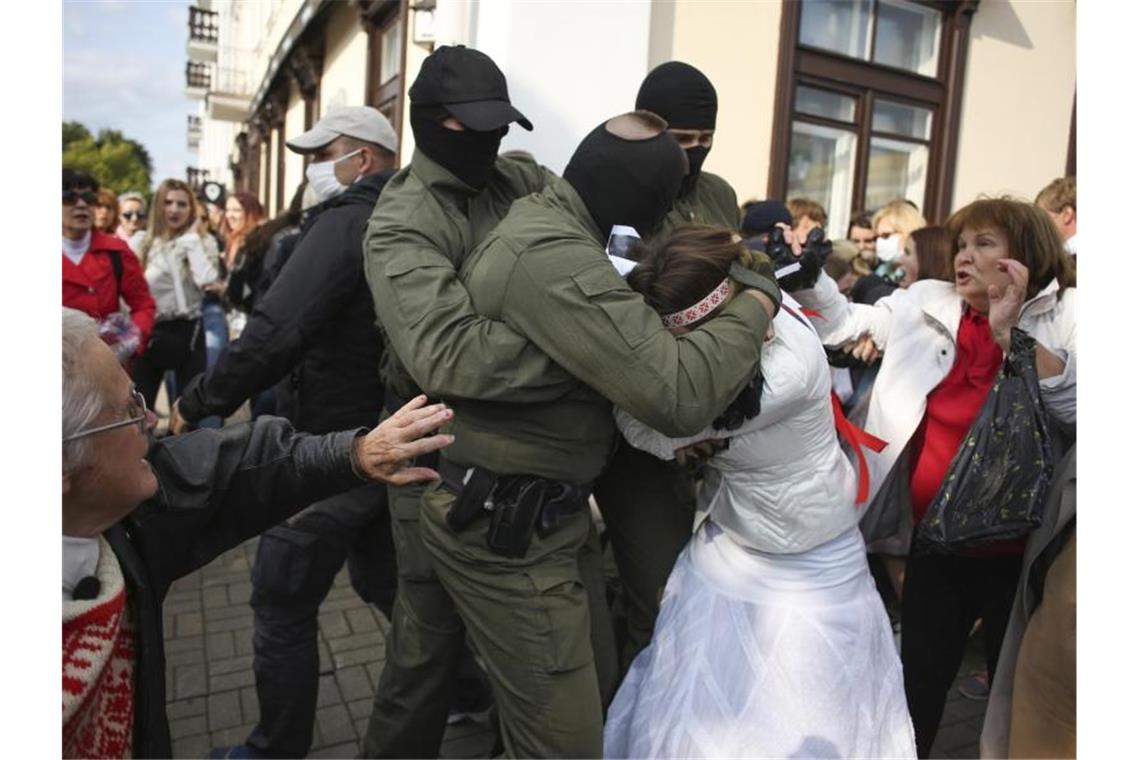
[987,258,1029,352]
[847,334,881,364]
[352,395,455,485]
[169,399,193,436]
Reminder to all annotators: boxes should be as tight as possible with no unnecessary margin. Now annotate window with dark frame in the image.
[769,0,978,238]
[363,0,405,162]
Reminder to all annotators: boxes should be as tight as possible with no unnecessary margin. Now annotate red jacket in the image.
[62,232,156,352]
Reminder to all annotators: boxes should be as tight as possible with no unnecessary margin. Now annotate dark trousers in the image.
[592,439,696,672]
[901,548,1023,758]
[133,318,206,410]
[244,483,397,758]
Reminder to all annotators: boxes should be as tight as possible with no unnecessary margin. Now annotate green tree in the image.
[62,121,154,195]
[62,120,91,149]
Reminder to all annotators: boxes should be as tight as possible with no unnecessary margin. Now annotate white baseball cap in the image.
[286,106,398,154]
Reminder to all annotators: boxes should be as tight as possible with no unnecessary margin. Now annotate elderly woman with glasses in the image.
[61,307,455,759]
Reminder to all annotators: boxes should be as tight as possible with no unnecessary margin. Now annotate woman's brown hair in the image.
[94,188,119,234]
[909,225,954,283]
[946,197,1076,297]
[627,225,749,326]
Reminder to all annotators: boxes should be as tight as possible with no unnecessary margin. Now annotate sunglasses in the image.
[121,211,145,220]
[63,190,98,205]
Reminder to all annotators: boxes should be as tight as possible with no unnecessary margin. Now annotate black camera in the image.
[766,226,832,291]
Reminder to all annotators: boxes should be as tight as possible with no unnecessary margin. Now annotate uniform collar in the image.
[410,148,482,202]
[546,176,605,247]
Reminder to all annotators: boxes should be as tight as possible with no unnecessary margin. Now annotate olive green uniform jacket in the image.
[452,176,772,485]
[663,170,740,231]
[363,148,574,403]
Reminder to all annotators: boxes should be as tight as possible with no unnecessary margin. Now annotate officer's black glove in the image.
[713,371,763,431]
[767,227,831,291]
[824,345,869,369]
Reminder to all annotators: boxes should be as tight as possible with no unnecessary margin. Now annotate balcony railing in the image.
[189,7,218,43]
[186,62,210,90]
[187,115,203,149]
[188,7,219,64]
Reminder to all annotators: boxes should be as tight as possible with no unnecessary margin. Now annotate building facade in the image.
[186,0,1075,232]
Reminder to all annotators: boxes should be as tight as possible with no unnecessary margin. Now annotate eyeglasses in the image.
[121,211,145,220]
[63,389,149,442]
[63,190,98,205]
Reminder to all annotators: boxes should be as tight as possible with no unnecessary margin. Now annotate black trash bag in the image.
[913,327,1054,554]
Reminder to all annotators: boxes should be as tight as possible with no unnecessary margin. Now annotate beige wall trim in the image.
[952,0,1076,208]
[648,0,675,68]
[248,0,329,120]
[670,0,784,204]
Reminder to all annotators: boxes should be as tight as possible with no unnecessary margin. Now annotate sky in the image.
[63,0,196,189]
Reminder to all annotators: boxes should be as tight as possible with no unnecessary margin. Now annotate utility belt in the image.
[438,456,591,558]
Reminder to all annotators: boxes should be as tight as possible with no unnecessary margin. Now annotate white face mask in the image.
[305,148,363,202]
[875,233,902,262]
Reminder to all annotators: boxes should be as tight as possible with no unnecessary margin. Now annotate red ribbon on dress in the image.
[830,391,887,504]
[800,307,823,319]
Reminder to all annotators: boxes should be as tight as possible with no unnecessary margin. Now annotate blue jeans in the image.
[198,301,228,428]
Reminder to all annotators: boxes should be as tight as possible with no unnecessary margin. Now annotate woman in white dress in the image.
[603,225,916,759]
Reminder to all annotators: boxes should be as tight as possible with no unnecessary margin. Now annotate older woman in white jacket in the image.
[792,198,1076,758]
[129,178,220,410]
[603,226,916,759]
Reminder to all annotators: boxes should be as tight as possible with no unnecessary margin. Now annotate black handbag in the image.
[913,327,1055,554]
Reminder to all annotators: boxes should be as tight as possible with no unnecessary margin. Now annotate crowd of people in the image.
[62,45,1076,760]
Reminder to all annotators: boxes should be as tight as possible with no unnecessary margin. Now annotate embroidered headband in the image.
[661,278,732,329]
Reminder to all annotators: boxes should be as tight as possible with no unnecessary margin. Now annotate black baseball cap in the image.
[409,45,533,131]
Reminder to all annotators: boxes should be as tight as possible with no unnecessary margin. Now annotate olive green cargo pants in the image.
[592,438,697,671]
[360,480,617,758]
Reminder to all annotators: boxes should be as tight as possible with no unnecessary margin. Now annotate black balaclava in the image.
[635,61,718,198]
[410,104,504,190]
[562,114,686,240]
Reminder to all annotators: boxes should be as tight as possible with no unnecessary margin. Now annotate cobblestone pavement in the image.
[162,534,988,759]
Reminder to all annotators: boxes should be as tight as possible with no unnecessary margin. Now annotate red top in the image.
[62,232,156,354]
[910,307,1025,555]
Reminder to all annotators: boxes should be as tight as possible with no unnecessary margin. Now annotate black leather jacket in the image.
[107,417,365,758]
[178,172,394,434]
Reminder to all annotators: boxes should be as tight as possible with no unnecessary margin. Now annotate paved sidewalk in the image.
[155,397,986,758]
[161,537,497,759]
[162,535,988,759]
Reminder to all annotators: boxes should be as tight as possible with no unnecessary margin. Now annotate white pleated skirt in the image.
[603,522,916,759]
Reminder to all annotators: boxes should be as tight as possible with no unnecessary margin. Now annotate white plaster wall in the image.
[319,2,369,117]
[465,0,655,174]
[283,78,306,200]
[952,0,1075,209]
[267,128,280,217]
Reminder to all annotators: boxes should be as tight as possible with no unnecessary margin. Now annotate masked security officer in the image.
[594,61,748,668]
[359,46,617,757]
[404,111,780,757]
